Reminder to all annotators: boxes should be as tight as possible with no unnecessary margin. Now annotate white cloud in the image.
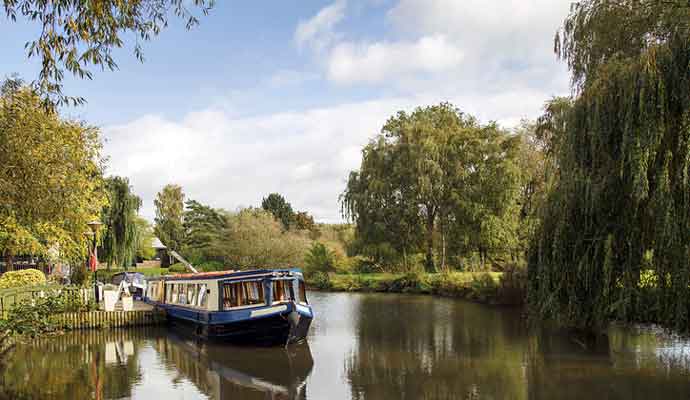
[103,88,551,223]
[307,0,571,93]
[294,0,347,51]
[327,34,463,84]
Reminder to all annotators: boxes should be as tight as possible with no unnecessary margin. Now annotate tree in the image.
[261,193,295,230]
[100,176,142,269]
[342,103,523,272]
[0,81,106,269]
[294,211,316,231]
[528,0,690,330]
[134,217,155,261]
[154,184,184,251]
[181,199,226,263]
[1,0,214,107]
[220,208,310,269]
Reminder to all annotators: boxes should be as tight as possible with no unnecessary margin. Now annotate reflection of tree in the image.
[346,294,528,400]
[154,332,313,400]
[0,329,148,399]
[525,326,690,399]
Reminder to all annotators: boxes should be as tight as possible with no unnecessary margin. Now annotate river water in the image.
[1,291,690,399]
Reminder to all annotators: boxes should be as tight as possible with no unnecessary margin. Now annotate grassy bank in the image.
[306,271,526,306]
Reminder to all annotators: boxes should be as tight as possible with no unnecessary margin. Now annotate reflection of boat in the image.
[145,269,313,346]
[162,330,314,399]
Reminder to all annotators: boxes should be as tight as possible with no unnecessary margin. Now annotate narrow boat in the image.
[144,269,313,346]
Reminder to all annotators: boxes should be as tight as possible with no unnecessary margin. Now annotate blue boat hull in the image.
[152,301,313,346]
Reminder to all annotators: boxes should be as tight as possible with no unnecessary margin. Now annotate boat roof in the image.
[157,268,303,282]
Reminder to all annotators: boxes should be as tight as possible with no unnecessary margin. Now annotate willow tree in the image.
[0,81,106,268]
[528,0,690,330]
[100,176,142,269]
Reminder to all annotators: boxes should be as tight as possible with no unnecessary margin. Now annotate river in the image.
[1,291,690,399]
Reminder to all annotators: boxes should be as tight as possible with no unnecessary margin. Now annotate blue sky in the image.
[1,0,572,222]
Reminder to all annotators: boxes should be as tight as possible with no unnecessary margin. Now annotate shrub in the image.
[389,272,430,293]
[168,263,187,273]
[468,273,499,302]
[0,288,95,337]
[308,271,332,290]
[70,263,87,286]
[0,269,46,289]
[304,242,336,276]
[198,261,225,272]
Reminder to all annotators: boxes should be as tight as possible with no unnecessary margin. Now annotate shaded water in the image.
[2,291,690,399]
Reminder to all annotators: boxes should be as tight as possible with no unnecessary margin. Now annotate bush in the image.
[70,263,87,286]
[168,263,187,273]
[0,288,95,337]
[389,272,430,293]
[198,260,225,272]
[468,273,499,302]
[0,269,46,289]
[308,271,332,290]
[304,242,336,276]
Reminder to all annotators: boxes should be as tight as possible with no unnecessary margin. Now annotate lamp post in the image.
[86,220,102,303]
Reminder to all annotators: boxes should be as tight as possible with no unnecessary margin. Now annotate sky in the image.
[0,0,573,223]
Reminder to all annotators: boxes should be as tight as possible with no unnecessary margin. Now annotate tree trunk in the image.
[4,253,13,272]
[425,210,436,273]
[441,231,446,272]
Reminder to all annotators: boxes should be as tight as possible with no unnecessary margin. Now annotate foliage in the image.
[0,269,46,290]
[308,271,332,290]
[295,211,316,231]
[181,199,226,263]
[529,0,690,330]
[1,0,214,107]
[70,263,87,286]
[134,217,156,261]
[261,193,296,230]
[342,103,523,272]
[168,263,187,273]
[0,288,95,337]
[0,83,106,268]
[100,176,142,269]
[196,260,225,272]
[314,272,518,304]
[154,184,185,251]
[304,242,336,276]
[220,208,310,269]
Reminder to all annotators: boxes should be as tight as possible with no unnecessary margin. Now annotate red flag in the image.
[89,253,97,272]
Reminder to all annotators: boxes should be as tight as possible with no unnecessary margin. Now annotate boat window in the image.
[222,281,265,309]
[272,280,294,303]
[187,285,197,306]
[299,281,308,305]
[178,284,188,305]
[197,284,208,308]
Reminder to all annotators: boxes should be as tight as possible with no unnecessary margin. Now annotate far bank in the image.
[305,271,526,306]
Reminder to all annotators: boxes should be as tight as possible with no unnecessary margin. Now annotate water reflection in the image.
[156,332,313,399]
[1,292,690,399]
[0,328,313,400]
[327,292,690,400]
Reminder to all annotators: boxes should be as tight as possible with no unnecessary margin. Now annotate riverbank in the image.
[306,270,526,306]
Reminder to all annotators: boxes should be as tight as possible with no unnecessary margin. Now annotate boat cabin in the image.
[144,269,309,312]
